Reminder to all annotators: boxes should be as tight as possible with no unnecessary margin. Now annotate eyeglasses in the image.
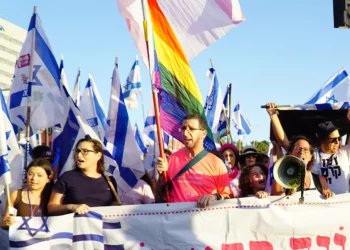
[179,126,203,133]
[329,137,341,143]
[246,154,257,159]
[74,148,96,155]
[293,147,310,153]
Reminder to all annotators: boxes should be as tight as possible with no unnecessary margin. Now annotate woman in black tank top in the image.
[1,158,53,229]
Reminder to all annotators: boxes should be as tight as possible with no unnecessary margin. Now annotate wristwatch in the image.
[214,193,222,200]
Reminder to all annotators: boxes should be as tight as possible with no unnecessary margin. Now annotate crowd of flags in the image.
[3,2,350,219]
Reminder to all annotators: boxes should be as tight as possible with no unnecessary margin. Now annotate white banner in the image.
[9,193,350,249]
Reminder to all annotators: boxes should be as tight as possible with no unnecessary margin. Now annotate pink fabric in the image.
[167,148,231,203]
[120,179,155,205]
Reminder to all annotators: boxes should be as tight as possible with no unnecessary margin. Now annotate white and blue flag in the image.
[134,123,147,156]
[142,106,170,172]
[204,68,223,143]
[122,55,142,109]
[305,68,350,104]
[143,106,170,148]
[80,74,107,140]
[9,210,126,249]
[59,54,70,94]
[232,102,252,140]
[8,9,65,134]
[72,68,81,106]
[104,59,145,190]
[217,84,230,141]
[0,89,23,215]
[53,85,141,193]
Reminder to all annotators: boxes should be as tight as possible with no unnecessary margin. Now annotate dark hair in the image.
[75,138,105,173]
[288,135,315,171]
[32,145,51,159]
[239,163,268,198]
[183,114,208,130]
[209,150,225,163]
[26,158,53,216]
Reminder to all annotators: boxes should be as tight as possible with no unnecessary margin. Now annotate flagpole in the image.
[222,104,233,144]
[171,136,175,153]
[24,6,37,176]
[226,84,233,143]
[5,184,12,209]
[17,126,20,141]
[141,0,170,202]
[139,91,146,125]
[88,75,102,140]
[210,58,214,68]
[227,83,232,131]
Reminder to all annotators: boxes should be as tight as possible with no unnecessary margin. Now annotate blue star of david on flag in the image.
[6,130,11,151]
[326,95,338,103]
[17,217,50,237]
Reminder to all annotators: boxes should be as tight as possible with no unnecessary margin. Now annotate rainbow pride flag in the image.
[147,0,216,149]
[118,0,244,149]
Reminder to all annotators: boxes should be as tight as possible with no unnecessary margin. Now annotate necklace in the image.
[27,190,41,217]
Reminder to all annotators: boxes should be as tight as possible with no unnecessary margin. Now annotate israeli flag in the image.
[0,89,23,215]
[59,54,70,94]
[9,213,74,249]
[72,68,81,106]
[231,102,252,140]
[80,75,107,140]
[122,55,142,109]
[143,106,169,149]
[134,123,147,155]
[305,68,350,104]
[104,59,145,190]
[217,84,230,141]
[204,68,223,143]
[53,86,141,192]
[8,9,66,134]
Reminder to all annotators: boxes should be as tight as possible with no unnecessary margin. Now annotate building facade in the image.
[0,18,26,101]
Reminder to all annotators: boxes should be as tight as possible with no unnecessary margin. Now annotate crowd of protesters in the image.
[2,108,350,231]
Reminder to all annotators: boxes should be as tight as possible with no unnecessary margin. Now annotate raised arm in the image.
[266,103,290,150]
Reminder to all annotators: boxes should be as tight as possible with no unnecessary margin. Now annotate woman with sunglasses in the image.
[239,145,262,168]
[48,138,120,215]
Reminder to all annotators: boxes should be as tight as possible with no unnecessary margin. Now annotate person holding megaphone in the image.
[265,103,349,199]
[270,136,321,197]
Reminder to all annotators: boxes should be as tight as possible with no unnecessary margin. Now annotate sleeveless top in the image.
[13,190,41,217]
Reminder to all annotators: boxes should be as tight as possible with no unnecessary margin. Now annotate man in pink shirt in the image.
[156,114,231,208]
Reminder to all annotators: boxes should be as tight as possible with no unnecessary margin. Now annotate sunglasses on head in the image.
[329,137,341,143]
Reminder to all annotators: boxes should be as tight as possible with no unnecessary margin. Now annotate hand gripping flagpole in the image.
[23,6,37,179]
[141,0,170,202]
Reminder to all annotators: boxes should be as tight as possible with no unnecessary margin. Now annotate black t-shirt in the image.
[54,169,118,207]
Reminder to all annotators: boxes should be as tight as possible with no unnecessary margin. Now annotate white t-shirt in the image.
[311,145,350,194]
[119,179,155,205]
